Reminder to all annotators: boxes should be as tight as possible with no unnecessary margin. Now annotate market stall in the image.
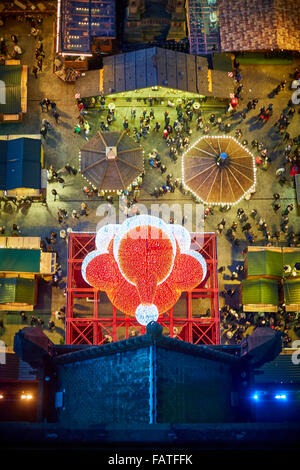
[242,278,279,313]
[182,135,256,205]
[79,130,144,192]
[0,135,46,198]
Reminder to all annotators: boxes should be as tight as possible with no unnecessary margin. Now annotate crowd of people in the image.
[1,42,300,348]
[67,63,300,347]
[220,303,300,347]
[202,200,299,248]
[19,305,65,333]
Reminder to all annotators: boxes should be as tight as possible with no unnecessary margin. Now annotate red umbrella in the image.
[290,165,300,176]
[231,97,238,108]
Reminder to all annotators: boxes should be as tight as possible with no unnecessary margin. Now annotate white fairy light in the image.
[113,215,177,286]
[182,135,256,207]
[95,224,120,253]
[135,304,159,326]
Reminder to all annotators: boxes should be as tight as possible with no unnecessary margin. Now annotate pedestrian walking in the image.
[274,202,281,211]
[51,189,57,201]
[40,125,47,139]
[37,56,43,71]
[32,65,38,79]
[57,176,65,188]
[42,118,53,130]
[50,101,57,115]
[53,110,60,124]
[40,98,47,112]
[45,98,51,112]
[65,163,72,175]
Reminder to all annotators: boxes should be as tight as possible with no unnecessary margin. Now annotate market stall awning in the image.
[0,137,41,190]
[246,249,283,278]
[0,249,41,273]
[182,136,256,205]
[284,278,300,305]
[242,278,279,306]
[0,277,36,305]
[79,131,144,191]
[282,248,300,272]
[0,65,22,114]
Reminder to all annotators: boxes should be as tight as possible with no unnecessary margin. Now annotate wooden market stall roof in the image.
[218,0,300,52]
[75,69,102,99]
[284,278,300,312]
[182,136,256,205]
[80,131,144,191]
[246,247,283,279]
[75,48,234,99]
[242,278,279,312]
[254,350,300,384]
[245,247,300,279]
[0,236,40,250]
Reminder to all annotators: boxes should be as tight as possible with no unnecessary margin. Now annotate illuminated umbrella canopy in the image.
[182,136,256,205]
[79,131,144,191]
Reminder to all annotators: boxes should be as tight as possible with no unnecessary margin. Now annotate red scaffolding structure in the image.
[66,232,220,346]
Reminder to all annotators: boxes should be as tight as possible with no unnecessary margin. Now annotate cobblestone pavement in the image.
[0,16,299,348]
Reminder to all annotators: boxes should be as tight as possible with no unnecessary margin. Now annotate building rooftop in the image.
[254,350,300,384]
[100,47,233,98]
[58,0,116,55]
[53,332,241,366]
[0,352,37,382]
[218,0,300,52]
[187,0,221,54]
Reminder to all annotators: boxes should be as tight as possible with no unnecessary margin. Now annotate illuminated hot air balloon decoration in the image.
[82,215,207,326]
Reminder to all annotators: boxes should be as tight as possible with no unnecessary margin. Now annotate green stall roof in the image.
[284,278,300,305]
[242,278,279,305]
[246,251,283,277]
[0,277,36,304]
[0,65,22,114]
[0,249,40,273]
[282,250,300,270]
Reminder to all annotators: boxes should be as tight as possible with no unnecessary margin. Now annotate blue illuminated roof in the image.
[0,138,41,190]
